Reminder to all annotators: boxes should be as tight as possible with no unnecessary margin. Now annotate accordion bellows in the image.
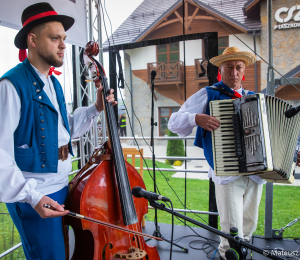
[210,94,300,184]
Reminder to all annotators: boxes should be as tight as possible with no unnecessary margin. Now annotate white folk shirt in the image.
[168,87,266,185]
[0,64,100,208]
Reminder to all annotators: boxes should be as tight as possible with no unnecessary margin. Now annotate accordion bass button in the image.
[244,129,251,135]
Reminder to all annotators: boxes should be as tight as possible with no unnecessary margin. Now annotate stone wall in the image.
[124,54,196,146]
[260,0,300,92]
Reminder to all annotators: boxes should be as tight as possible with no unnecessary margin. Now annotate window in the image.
[202,37,229,57]
[159,107,180,136]
[218,36,229,55]
[157,43,180,62]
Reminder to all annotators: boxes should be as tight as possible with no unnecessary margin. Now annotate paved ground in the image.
[121,143,300,186]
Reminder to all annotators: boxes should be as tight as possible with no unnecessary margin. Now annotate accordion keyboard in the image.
[210,100,242,175]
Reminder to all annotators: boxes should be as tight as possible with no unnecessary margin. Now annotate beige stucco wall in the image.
[260,0,300,91]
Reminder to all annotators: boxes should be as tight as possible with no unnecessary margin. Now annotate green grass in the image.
[121,158,300,239]
[1,158,299,258]
[69,157,300,238]
[0,206,25,259]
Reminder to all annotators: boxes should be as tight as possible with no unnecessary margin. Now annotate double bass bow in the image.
[63,41,161,260]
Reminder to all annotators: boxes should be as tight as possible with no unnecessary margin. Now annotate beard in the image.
[37,47,63,67]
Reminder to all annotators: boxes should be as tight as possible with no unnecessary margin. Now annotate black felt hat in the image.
[15,2,75,49]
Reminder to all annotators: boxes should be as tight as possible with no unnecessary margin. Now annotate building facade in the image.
[104,0,300,144]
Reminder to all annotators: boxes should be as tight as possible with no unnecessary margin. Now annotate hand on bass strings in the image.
[195,114,220,131]
[95,83,118,112]
[34,195,69,218]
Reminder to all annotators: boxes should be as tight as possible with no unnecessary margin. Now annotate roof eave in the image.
[244,0,261,15]
[191,0,250,33]
[133,0,182,42]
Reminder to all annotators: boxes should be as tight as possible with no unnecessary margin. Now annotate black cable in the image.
[164,200,221,259]
[170,200,174,260]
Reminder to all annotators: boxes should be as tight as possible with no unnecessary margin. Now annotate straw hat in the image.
[209,46,256,67]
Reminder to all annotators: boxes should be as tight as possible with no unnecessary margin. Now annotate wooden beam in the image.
[185,1,188,30]
[187,7,199,28]
[246,0,260,13]
[186,0,247,33]
[136,1,183,42]
[174,11,183,24]
[137,0,246,42]
[156,15,218,30]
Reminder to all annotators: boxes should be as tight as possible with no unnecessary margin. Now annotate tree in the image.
[165,129,185,165]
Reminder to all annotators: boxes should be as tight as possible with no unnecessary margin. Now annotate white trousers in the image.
[215,176,263,259]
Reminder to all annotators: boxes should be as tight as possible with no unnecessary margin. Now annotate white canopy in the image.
[0,0,88,47]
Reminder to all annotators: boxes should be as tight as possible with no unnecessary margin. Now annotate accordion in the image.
[210,94,300,184]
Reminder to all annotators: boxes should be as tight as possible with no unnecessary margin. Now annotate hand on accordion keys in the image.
[195,114,220,132]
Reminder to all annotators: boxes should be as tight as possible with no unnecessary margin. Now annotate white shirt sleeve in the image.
[68,103,100,139]
[0,79,43,208]
[168,88,208,137]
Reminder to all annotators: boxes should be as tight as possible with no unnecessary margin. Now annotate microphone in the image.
[151,70,157,80]
[132,186,170,202]
[151,70,157,85]
[285,105,300,118]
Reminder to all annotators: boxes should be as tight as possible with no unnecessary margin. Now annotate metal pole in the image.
[88,0,93,42]
[96,0,106,145]
[87,0,98,149]
[265,0,274,239]
[183,0,187,226]
[124,52,134,145]
[266,0,275,96]
[0,243,22,259]
[150,77,158,236]
[75,46,85,167]
[253,31,258,93]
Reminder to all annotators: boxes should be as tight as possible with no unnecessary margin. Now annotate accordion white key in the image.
[210,94,300,184]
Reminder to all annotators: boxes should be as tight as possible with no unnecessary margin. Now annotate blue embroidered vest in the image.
[194,81,254,169]
[1,58,73,173]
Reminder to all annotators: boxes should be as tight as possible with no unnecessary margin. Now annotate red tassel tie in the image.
[49,67,62,76]
[19,49,27,62]
[231,90,242,99]
[217,71,222,82]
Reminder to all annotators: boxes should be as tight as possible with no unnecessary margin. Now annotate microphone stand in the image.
[149,70,188,252]
[149,200,285,260]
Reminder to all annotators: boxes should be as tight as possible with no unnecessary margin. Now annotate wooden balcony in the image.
[147,61,184,101]
[195,58,209,84]
[147,61,184,85]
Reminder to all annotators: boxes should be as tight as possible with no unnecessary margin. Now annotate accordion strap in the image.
[208,86,235,98]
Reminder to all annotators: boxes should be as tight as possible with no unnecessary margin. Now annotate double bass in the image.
[64,41,161,260]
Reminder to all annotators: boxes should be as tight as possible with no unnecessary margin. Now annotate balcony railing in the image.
[147,61,184,84]
[195,58,208,80]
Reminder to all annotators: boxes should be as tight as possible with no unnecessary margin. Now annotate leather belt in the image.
[58,144,69,161]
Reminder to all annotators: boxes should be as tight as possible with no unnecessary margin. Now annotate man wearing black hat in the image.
[0,2,116,259]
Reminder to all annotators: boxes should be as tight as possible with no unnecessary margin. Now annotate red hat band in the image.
[23,11,58,27]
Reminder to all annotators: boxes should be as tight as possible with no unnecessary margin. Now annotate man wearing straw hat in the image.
[0,2,116,259]
[169,46,266,259]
